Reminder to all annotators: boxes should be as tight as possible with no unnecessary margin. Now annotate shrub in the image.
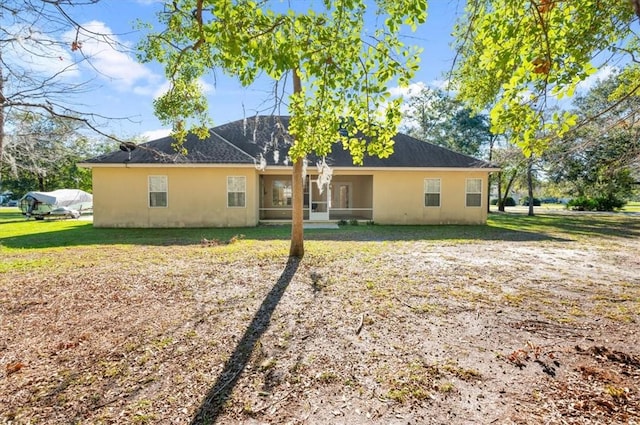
[567,196,596,211]
[567,196,625,211]
[594,196,625,211]
[491,197,516,206]
[504,197,517,207]
[521,197,541,206]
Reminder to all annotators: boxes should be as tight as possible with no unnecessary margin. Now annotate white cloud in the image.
[140,128,171,140]
[389,82,426,98]
[151,81,172,99]
[65,21,161,93]
[4,24,81,78]
[199,79,215,94]
[388,79,456,99]
[431,79,453,91]
[576,65,617,93]
[3,21,162,99]
[152,78,216,99]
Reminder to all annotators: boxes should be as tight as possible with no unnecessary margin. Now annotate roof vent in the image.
[119,142,137,152]
[119,142,137,161]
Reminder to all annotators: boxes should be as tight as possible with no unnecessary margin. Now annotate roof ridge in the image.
[397,132,489,161]
[209,129,257,162]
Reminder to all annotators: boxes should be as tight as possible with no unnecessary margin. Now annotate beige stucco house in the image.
[79,115,499,228]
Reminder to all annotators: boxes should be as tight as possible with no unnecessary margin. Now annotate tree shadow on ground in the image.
[1,219,564,249]
[190,256,300,425]
[3,212,639,249]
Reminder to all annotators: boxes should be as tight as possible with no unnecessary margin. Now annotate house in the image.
[79,115,499,228]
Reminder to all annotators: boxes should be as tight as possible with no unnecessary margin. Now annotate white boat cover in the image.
[21,189,93,208]
[20,189,93,218]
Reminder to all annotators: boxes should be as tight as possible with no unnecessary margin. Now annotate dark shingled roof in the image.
[83,115,495,169]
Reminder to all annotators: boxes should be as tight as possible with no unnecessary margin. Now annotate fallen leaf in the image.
[6,362,25,376]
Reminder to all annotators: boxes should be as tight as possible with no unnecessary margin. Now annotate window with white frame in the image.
[148,175,168,207]
[466,178,482,207]
[227,176,246,207]
[424,178,441,207]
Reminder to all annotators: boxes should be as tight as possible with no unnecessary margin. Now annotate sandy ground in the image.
[1,215,640,424]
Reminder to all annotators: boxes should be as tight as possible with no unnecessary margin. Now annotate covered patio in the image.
[259,174,373,222]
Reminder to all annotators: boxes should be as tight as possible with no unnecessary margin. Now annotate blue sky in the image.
[6,0,613,143]
[34,0,463,141]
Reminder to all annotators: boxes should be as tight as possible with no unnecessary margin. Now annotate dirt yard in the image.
[1,214,640,424]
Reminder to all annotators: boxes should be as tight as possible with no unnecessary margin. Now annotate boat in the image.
[19,189,93,220]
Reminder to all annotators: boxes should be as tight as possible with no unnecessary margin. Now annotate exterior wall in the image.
[91,166,490,227]
[372,170,490,225]
[92,166,258,228]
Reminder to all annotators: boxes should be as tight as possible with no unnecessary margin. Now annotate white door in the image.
[309,180,330,221]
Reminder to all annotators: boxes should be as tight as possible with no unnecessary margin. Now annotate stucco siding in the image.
[372,170,489,224]
[92,167,258,227]
[90,167,490,227]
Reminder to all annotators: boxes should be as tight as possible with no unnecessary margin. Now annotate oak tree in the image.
[139,0,426,258]
[545,73,640,208]
[404,86,492,156]
[451,0,639,155]
[1,111,100,194]
[1,0,125,189]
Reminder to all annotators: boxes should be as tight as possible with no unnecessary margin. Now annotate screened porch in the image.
[259,174,373,221]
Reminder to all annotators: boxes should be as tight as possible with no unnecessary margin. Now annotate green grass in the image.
[623,201,640,212]
[1,208,638,251]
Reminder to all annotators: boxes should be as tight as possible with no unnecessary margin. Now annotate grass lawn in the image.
[1,207,637,250]
[1,208,639,424]
[624,201,640,212]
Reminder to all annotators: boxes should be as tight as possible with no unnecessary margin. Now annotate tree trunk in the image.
[527,155,534,217]
[487,135,495,213]
[487,173,492,213]
[0,48,5,189]
[289,158,304,258]
[500,169,520,212]
[497,172,505,212]
[289,70,304,258]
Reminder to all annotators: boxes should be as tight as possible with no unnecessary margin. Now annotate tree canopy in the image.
[1,0,127,191]
[140,0,425,164]
[404,86,491,156]
[0,1,124,138]
[1,117,101,196]
[139,0,427,257]
[451,0,640,154]
[545,73,640,209]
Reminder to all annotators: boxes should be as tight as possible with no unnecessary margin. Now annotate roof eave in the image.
[78,162,257,168]
[79,162,500,172]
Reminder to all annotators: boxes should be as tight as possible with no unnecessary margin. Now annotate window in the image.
[466,178,482,207]
[424,178,441,207]
[227,176,246,207]
[149,175,168,207]
[272,180,292,206]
